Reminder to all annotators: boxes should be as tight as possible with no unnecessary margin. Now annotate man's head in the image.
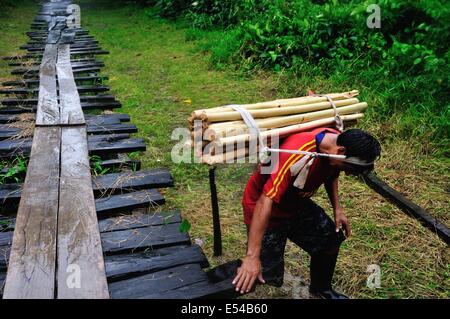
[328,129,381,175]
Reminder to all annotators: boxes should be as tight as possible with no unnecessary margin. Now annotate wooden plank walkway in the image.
[0,0,238,299]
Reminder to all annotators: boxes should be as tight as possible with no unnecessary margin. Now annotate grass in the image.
[1,0,448,298]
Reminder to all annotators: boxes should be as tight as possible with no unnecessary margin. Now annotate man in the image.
[232,127,381,299]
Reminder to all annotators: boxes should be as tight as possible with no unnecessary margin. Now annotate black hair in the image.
[336,128,381,172]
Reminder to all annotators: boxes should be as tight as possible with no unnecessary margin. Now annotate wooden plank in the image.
[92,169,173,193]
[98,211,181,233]
[88,137,146,156]
[3,127,60,299]
[0,271,6,297]
[0,183,21,206]
[95,158,140,171]
[57,126,109,298]
[35,44,59,125]
[0,114,19,123]
[0,245,10,271]
[0,86,109,95]
[0,170,167,206]
[0,138,32,158]
[85,113,130,124]
[3,75,107,87]
[57,44,85,125]
[134,278,238,299]
[95,190,165,216]
[0,231,13,247]
[16,62,104,75]
[0,123,136,139]
[1,95,117,106]
[0,101,121,113]
[0,136,145,158]
[362,172,450,245]
[101,223,190,255]
[104,245,208,283]
[108,264,207,299]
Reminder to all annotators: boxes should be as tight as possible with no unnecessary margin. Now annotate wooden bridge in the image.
[0,0,238,299]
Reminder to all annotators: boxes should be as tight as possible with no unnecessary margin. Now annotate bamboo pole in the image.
[193,98,359,123]
[191,90,359,117]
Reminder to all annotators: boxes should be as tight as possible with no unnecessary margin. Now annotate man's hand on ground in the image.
[334,208,351,238]
[232,255,265,294]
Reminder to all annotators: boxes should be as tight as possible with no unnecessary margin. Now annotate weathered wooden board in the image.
[0,123,136,139]
[0,102,121,113]
[362,172,450,246]
[0,245,11,270]
[104,245,208,283]
[3,127,60,299]
[3,75,107,87]
[88,137,146,156]
[108,263,207,299]
[1,95,117,106]
[35,44,59,125]
[130,278,238,299]
[0,183,21,205]
[85,113,130,124]
[98,210,181,233]
[95,158,140,171]
[0,136,145,158]
[28,45,101,52]
[0,138,32,158]
[0,170,167,205]
[95,189,165,216]
[92,169,173,193]
[0,114,19,123]
[0,271,6,297]
[101,223,190,255]
[19,50,109,59]
[57,44,85,125]
[0,86,109,95]
[57,126,109,298]
[0,231,13,247]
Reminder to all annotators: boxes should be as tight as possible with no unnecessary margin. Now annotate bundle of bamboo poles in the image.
[188,90,367,165]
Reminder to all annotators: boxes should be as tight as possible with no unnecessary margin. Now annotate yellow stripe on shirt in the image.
[266,139,316,198]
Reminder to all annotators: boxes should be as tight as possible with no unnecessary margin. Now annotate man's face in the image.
[332,161,361,176]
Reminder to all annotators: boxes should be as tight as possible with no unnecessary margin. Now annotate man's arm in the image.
[325,175,351,237]
[232,194,272,294]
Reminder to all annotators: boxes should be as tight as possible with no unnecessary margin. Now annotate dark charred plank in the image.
[104,245,208,283]
[92,169,173,194]
[98,211,181,233]
[95,190,165,217]
[101,222,190,255]
[108,264,207,299]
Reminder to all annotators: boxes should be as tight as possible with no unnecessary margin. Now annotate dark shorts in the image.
[249,199,346,287]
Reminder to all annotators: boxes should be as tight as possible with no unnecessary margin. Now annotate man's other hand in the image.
[232,255,265,294]
[334,208,351,238]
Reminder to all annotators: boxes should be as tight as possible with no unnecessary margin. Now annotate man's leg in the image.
[287,199,347,299]
[246,224,288,287]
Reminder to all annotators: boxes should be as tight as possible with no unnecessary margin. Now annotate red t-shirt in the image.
[242,127,340,228]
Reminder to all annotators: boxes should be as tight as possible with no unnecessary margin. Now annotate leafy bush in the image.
[149,0,449,151]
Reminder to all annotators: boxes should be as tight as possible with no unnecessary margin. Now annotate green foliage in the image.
[149,0,450,151]
[0,156,27,184]
[179,218,192,233]
[90,155,111,176]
